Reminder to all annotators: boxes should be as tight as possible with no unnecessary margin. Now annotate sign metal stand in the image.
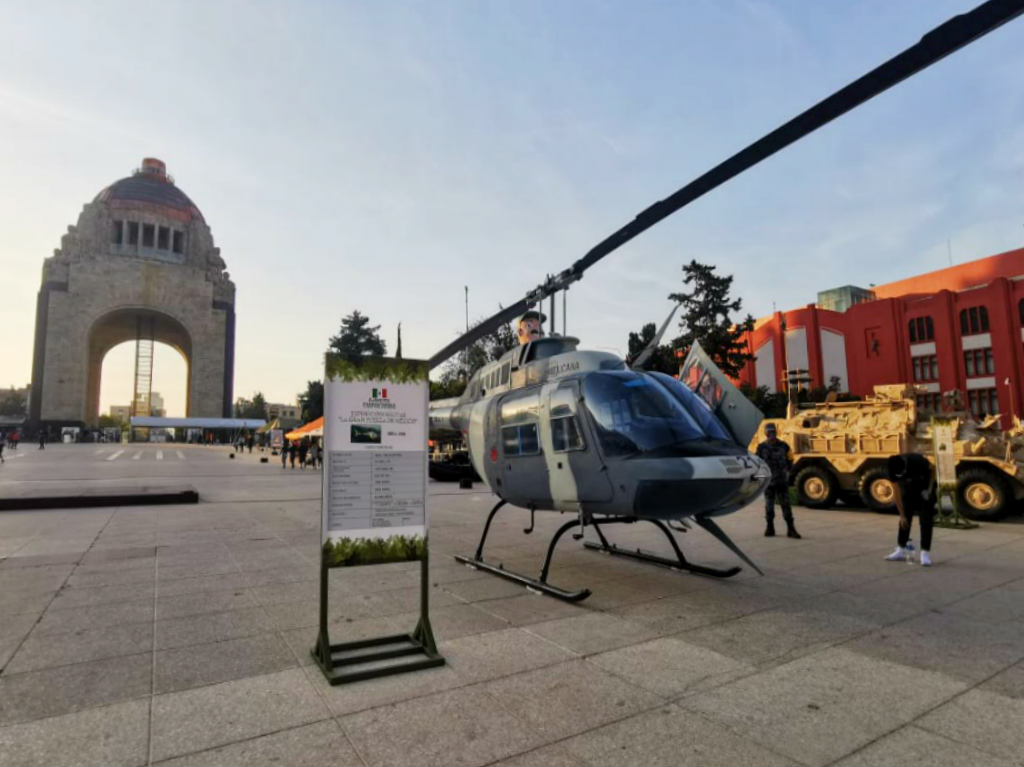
[311,355,444,685]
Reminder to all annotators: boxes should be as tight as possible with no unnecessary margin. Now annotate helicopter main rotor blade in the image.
[428,0,1023,369]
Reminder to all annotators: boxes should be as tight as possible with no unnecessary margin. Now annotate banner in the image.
[321,355,429,567]
[270,429,284,449]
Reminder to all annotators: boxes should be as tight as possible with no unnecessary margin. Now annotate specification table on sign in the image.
[327,450,425,531]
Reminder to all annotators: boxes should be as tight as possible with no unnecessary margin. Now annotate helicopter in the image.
[424,0,1024,602]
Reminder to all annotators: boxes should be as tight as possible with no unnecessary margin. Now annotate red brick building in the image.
[738,247,1024,426]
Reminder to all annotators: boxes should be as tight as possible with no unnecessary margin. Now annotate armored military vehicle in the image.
[749,384,1024,520]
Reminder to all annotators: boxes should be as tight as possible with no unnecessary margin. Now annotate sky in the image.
[1,0,1022,418]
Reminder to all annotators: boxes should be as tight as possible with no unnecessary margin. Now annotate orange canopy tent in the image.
[285,416,323,441]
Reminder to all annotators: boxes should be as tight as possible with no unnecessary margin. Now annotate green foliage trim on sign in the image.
[325,354,429,384]
[323,534,427,567]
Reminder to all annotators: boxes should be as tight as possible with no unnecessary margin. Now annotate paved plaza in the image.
[0,443,1022,766]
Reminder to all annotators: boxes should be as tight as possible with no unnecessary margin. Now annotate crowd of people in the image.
[278,438,321,470]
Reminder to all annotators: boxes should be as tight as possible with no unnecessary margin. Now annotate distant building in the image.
[150,391,165,418]
[109,405,131,423]
[816,285,875,313]
[267,402,300,420]
[739,246,1024,426]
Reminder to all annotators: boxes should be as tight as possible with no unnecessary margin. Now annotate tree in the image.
[234,392,268,419]
[625,322,677,374]
[97,414,123,428]
[668,260,755,378]
[329,310,386,360]
[0,390,26,416]
[299,380,324,422]
[740,383,789,418]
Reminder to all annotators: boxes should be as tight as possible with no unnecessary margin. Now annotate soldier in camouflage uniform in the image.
[755,423,801,538]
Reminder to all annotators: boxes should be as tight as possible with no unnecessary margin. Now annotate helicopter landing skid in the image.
[583,517,742,578]
[453,500,591,602]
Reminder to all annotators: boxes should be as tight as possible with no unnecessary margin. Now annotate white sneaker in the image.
[885,546,907,562]
[920,551,932,567]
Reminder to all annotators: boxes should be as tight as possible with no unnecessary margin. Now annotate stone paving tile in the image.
[159,562,240,581]
[844,611,1024,684]
[154,606,270,650]
[0,565,74,594]
[834,723,1016,767]
[65,566,155,589]
[34,598,154,636]
[526,612,661,656]
[155,720,361,766]
[980,660,1024,699]
[400,601,511,642]
[156,588,256,620]
[154,632,298,693]
[522,704,796,767]
[0,698,149,767]
[0,653,151,726]
[150,668,330,762]
[470,659,664,742]
[678,647,967,765]
[612,585,779,635]
[470,593,589,626]
[49,581,154,610]
[156,571,251,597]
[244,579,317,606]
[6,622,153,674]
[338,685,544,767]
[0,552,82,569]
[677,603,880,667]
[588,637,753,699]
[242,566,317,588]
[439,573,534,602]
[916,689,1024,764]
[439,627,576,684]
[0,590,54,619]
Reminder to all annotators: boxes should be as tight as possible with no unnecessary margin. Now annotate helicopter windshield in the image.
[646,371,732,442]
[583,371,734,458]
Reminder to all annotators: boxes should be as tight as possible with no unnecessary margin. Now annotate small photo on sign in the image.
[351,424,382,444]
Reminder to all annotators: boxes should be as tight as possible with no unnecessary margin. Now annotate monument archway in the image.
[86,308,193,424]
[30,158,235,428]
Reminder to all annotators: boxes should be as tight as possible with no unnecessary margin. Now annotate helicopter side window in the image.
[549,387,585,452]
[501,424,540,456]
[551,417,584,452]
[500,392,542,457]
[500,362,510,386]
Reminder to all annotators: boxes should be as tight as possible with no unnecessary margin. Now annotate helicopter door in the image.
[543,381,613,506]
[497,388,553,508]
[680,341,764,446]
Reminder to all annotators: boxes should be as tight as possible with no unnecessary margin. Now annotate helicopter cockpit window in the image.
[647,372,732,442]
[582,371,717,458]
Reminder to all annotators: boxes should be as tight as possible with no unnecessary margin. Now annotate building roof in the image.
[872,246,1024,299]
[93,158,204,222]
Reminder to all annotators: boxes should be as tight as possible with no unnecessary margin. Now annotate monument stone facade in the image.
[29,158,235,426]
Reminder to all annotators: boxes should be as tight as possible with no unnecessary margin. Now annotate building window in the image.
[916,393,941,413]
[127,221,139,245]
[967,388,999,418]
[911,355,938,382]
[157,226,170,250]
[963,348,994,377]
[959,306,989,335]
[1019,298,1024,326]
[111,220,123,245]
[172,231,184,254]
[142,224,155,247]
[908,316,934,343]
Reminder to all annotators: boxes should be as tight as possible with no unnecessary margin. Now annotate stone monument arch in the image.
[29,158,235,428]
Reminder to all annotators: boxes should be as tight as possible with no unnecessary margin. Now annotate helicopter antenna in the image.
[428,0,1024,370]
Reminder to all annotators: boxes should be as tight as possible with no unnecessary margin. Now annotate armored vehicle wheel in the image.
[957,468,1011,521]
[794,466,838,508]
[858,467,896,512]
